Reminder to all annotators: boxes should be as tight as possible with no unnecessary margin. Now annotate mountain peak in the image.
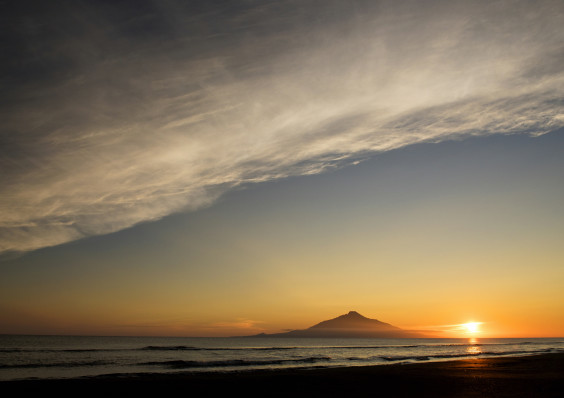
[346,311,363,317]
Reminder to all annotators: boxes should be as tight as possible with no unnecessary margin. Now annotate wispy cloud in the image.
[405,322,486,336]
[2,0,564,253]
[209,319,266,332]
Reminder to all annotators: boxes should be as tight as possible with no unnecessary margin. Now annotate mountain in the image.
[249,311,435,338]
[310,311,400,331]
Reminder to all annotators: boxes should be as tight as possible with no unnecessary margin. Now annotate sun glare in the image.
[463,322,481,334]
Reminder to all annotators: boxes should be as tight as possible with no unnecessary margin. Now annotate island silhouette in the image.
[249,311,437,338]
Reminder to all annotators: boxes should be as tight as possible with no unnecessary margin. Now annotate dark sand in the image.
[4,353,564,397]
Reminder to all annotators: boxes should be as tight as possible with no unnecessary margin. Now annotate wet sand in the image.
[4,353,564,397]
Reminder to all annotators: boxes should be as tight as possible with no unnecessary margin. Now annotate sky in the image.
[1,0,563,338]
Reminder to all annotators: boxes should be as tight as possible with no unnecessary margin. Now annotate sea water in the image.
[1,335,563,381]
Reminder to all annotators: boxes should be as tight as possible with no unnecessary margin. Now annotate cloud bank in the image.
[2,0,564,253]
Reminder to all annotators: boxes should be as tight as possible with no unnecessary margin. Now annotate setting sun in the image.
[463,322,481,334]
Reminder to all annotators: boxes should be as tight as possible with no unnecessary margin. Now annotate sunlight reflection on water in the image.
[466,338,482,355]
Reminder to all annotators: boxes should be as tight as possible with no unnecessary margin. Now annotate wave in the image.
[0,348,126,353]
[379,348,561,362]
[140,345,298,352]
[0,340,564,360]
[0,360,113,369]
[140,356,332,369]
[141,345,203,351]
[3,340,562,355]
[2,347,560,371]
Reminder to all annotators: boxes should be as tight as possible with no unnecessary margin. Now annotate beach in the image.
[4,352,563,397]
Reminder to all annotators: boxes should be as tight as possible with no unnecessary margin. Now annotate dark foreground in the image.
[4,353,564,397]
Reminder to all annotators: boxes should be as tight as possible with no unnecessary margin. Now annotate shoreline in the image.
[2,352,564,397]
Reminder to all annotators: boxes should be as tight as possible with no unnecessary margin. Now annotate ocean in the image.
[1,335,562,381]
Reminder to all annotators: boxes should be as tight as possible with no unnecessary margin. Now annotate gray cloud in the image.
[2,0,564,253]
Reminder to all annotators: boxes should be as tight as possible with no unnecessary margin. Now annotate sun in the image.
[463,322,481,334]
